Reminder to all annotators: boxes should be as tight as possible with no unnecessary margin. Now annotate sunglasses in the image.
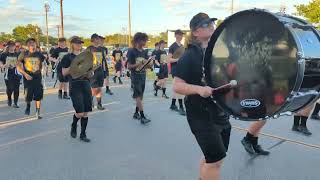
[199,21,215,29]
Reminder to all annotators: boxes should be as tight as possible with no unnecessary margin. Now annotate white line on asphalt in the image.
[0,128,66,151]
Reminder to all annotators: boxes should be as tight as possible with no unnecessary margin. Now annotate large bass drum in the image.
[205,9,320,121]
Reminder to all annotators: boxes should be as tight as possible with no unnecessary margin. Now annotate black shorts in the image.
[131,72,146,98]
[24,78,43,102]
[115,62,122,72]
[158,65,168,80]
[5,78,20,92]
[185,96,231,163]
[90,69,104,88]
[70,80,92,113]
[58,74,69,83]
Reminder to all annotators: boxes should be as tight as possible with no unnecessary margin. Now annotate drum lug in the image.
[279,111,293,116]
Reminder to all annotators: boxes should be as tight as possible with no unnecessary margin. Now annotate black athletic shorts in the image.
[90,68,104,88]
[24,77,44,102]
[5,79,20,92]
[58,74,69,83]
[115,61,122,72]
[158,65,168,79]
[131,72,146,98]
[70,80,92,113]
[185,95,231,163]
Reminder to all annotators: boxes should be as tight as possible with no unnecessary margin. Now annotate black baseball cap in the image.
[70,36,84,44]
[6,40,15,46]
[26,38,36,44]
[58,37,66,42]
[175,29,185,35]
[158,40,167,44]
[99,35,105,40]
[190,13,217,31]
[91,33,100,40]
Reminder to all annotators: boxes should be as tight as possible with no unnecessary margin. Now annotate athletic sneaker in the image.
[133,112,140,120]
[298,126,312,136]
[170,104,179,111]
[241,138,255,154]
[140,116,151,124]
[311,114,320,120]
[253,145,270,155]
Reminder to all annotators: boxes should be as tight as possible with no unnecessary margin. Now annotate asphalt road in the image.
[0,74,319,180]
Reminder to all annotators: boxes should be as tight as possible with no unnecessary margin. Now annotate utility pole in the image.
[231,0,234,14]
[128,0,131,46]
[60,0,64,37]
[35,27,39,46]
[44,2,50,48]
[57,25,60,38]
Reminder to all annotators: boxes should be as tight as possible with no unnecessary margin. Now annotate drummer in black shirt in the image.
[168,29,186,115]
[112,44,123,84]
[17,38,46,119]
[98,36,114,95]
[0,41,21,108]
[127,32,153,124]
[50,38,69,99]
[173,13,231,180]
[154,40,169,98]
[87,34,106,110]
[61,36,92,142]
[152,42,160,90]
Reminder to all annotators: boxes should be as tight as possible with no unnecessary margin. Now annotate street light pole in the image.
[44,2,50,49]
[128,0,131,47]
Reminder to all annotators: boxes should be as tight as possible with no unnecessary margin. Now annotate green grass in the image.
[146,70,173,82]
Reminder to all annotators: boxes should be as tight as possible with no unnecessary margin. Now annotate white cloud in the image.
[0,1,93,37]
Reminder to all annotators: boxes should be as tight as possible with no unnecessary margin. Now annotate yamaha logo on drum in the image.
[240,99,261,108]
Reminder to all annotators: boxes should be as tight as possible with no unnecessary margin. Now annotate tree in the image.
[0,32,13,42]
[295,0,320,28]
[12,24,43,43]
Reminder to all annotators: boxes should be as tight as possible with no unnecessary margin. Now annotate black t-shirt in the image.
[18,51,45,78]
[155,49,167,64]
[154,49,167,68]
[87,46,106,72]
[127,48,148,73]
[0,52,20,79]
[112,49,123,62]
[169,42,183,68]
[174,43,229,124]
[60,53,87,82]
[100,46,109,71]
[51,47,68,60]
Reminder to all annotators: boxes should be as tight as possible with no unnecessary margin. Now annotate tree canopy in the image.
[295,0,320,28]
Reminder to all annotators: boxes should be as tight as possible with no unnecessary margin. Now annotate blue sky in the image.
[0,0,310,38]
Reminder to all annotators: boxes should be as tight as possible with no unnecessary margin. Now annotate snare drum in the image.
[205,9,320,121]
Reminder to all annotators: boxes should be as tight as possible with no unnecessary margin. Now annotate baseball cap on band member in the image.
[175,29,185,35]
[26,38,36,44]
[190,13,217,31]
[6,40,15,46]
[91,33,100,40]
[70,36,84,44]
[58,37,66,42]
[158,40,167,44]
[99,35,105,40]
